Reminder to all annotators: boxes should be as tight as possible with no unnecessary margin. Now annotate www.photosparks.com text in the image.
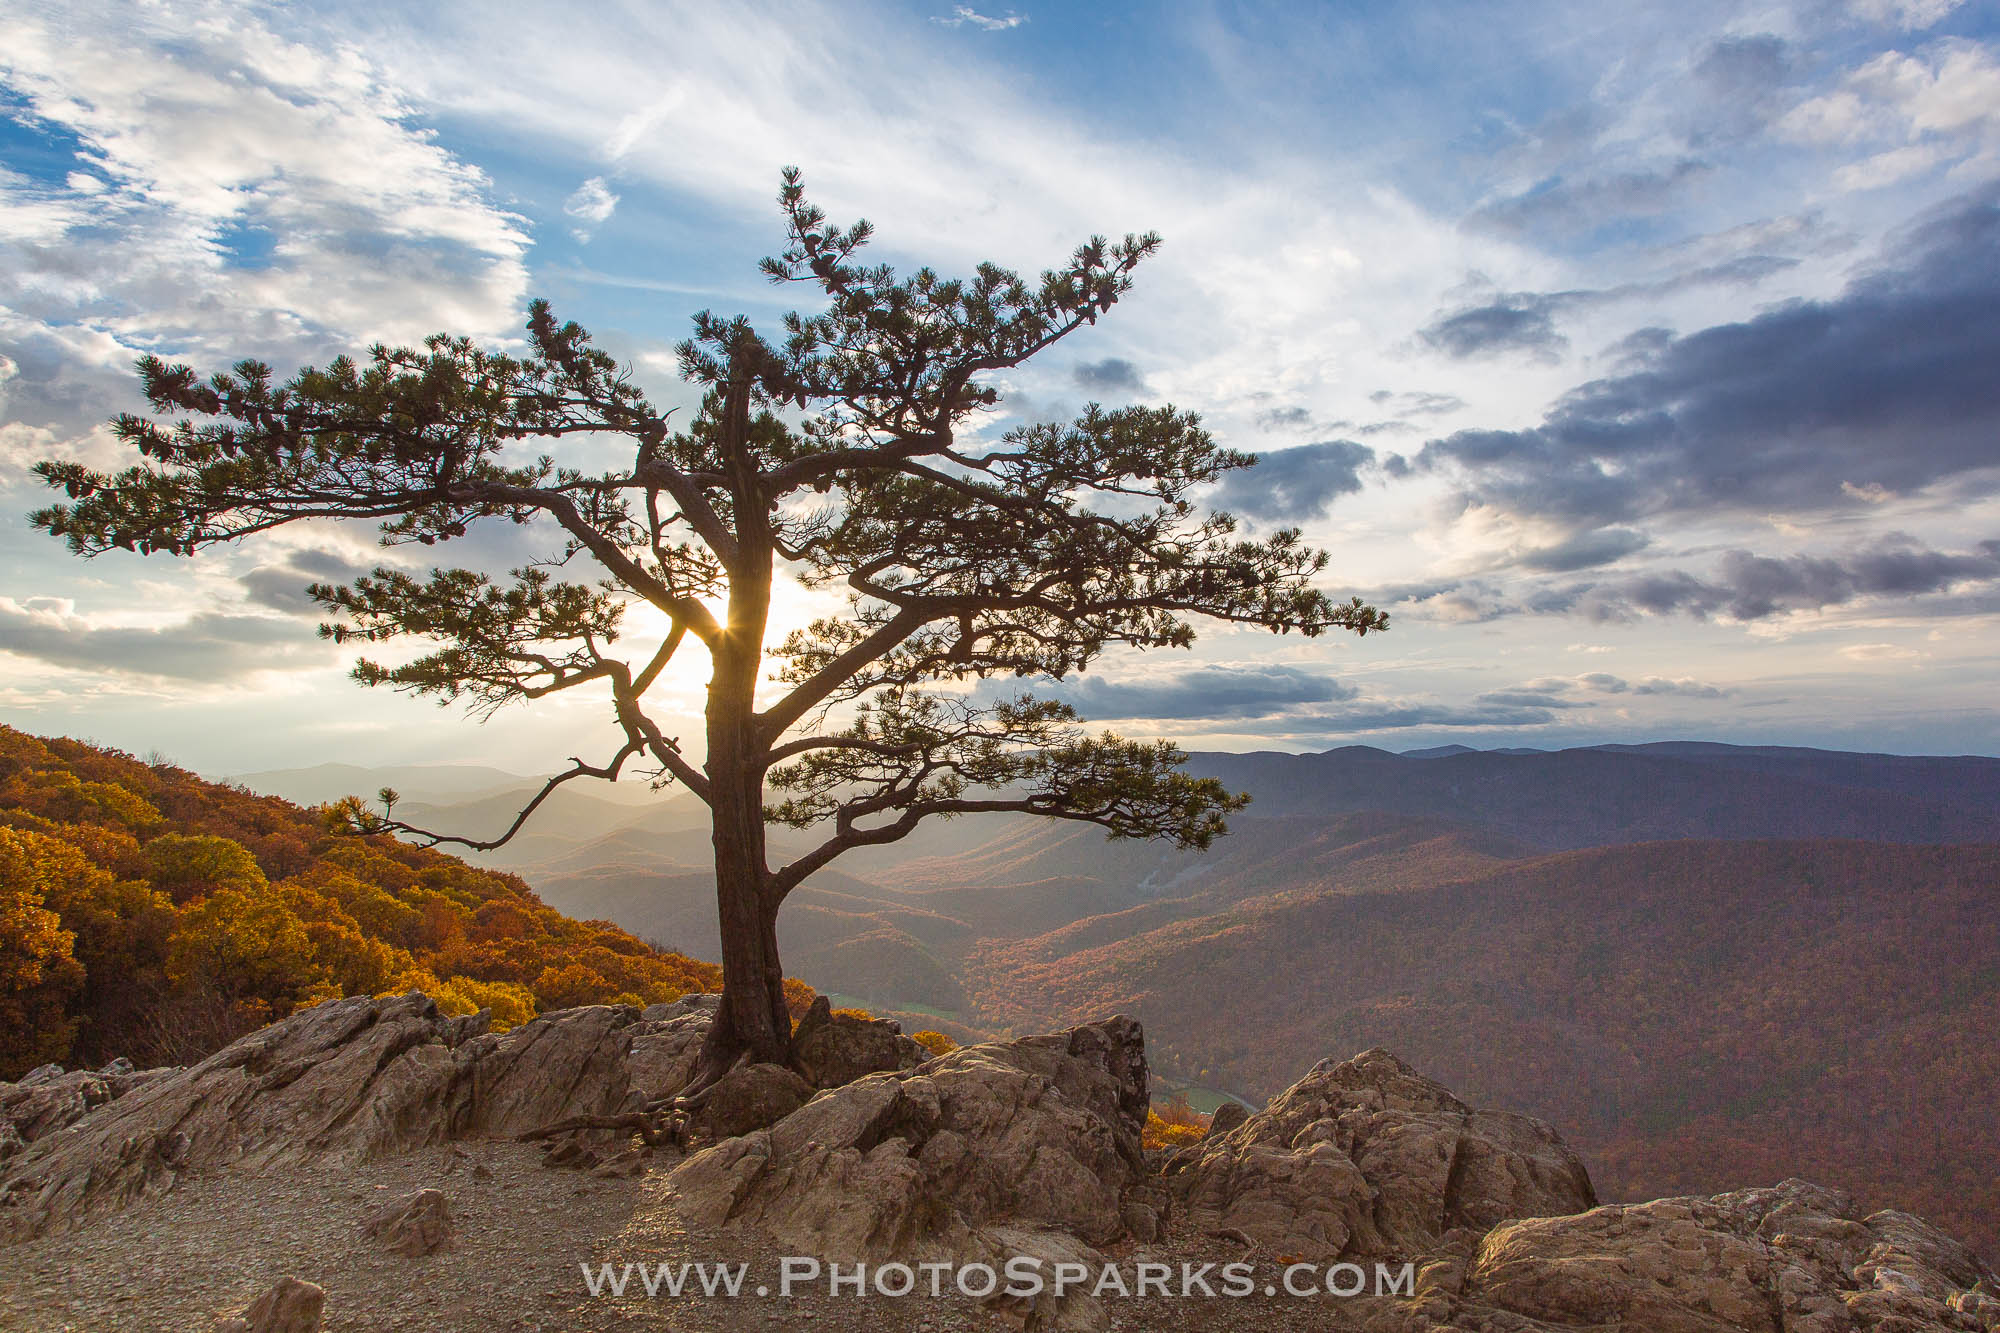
[580,1257,1418,1300]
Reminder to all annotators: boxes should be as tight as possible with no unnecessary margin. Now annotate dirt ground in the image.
[0,1141,1396,1332]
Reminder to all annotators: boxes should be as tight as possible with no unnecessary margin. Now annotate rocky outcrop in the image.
[786,995,929,1089]
[666,1016,1151,1332]
[8,997,1999,1333]
[1376,1178,2000,1332]
[668,1016,1153,1258]
[0,993,710,1239]
[1165,1047,1595,1261]
[0,1057,178,1149]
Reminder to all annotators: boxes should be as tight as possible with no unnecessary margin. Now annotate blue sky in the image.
[2,0,1999,774]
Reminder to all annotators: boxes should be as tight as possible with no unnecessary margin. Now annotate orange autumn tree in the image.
[0,725,733,1076]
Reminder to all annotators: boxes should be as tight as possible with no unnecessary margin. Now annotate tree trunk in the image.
[686,368,789,1095]
[687,673,791,1088]
[698,769,789,1077]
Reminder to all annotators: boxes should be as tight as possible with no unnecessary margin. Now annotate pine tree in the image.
[33,171,1385,1085]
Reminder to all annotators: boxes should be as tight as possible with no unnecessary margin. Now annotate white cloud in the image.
[0,595,332,683]
[1834,140,1949,189]
[0,0,530,370]
[1849,0,1964,31]
[932,6,1025,31]
[563,175,620,242]
[1781,39,2000,185]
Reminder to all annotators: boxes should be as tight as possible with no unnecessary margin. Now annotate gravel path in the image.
[0,1143,1387,1332]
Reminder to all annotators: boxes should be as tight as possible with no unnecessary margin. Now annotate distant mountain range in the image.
[1189,741,2000,847]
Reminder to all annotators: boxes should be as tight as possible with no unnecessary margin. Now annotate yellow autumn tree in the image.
[163,883,317,1023]
[0,828,89,1076]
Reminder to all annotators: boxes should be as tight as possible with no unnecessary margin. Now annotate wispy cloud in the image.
[563,176,620,242]
[0,597,333,682]
[932,6,1026,31]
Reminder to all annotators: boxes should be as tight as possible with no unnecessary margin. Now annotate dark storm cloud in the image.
[1560,539,2000,623]
[1467,159,1710,239]
[1415,185,2000,526]
[1577,672,1728,698]
[0,602,329,680]
[1253,404,1320,432]
[1515,528,1651,573]
[239,548,372,614]
[1417,256,1796,363]
[1690,35,1793,141]
[1210,440,1376,521]
[1049,664,1358,721]
[1418,293,1567,360]
[1371,536,2000,626]
[1072,357,1145,392]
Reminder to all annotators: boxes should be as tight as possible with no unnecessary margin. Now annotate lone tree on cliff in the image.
[32,172,1385,1087]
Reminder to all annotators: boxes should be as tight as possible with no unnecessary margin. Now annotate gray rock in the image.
[640,992,719,1023]
[0,1060,177,1145]
[1374,1178,2000,1332]
[669,1015,1151,1262]
[1166,1047,1595,1261]
[1205,1100,1249,1138]
[0,994,670,1239]
[691,1062,813,1140]
[624,1010,714,1105]
[786,995,926,1090]
[456,1003,637,1137]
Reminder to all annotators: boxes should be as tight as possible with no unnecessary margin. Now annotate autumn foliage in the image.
[0,726,746,1077]
[909,1029,957,1058]
[1141,1090,1211,1151]
[966,834,2000,1262]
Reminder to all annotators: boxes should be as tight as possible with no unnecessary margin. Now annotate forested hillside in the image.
[0,726,745,1078]
[962,837,2000,1260]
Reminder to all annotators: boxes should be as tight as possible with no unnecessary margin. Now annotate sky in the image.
[2,0,1999,777]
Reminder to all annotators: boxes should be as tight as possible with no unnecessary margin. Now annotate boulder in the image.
[1205,1100,1250,1138]
[214,1275,323,1333]
[360,1187,453,1257]
[668,1016,1152,1262]
[1166,1047,1594,1261]
[786,995,928,1089]
[690,1062,813,1140]
[1378,1178,2000,1332]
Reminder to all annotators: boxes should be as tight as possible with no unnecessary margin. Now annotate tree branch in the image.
[347,742,647,851]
